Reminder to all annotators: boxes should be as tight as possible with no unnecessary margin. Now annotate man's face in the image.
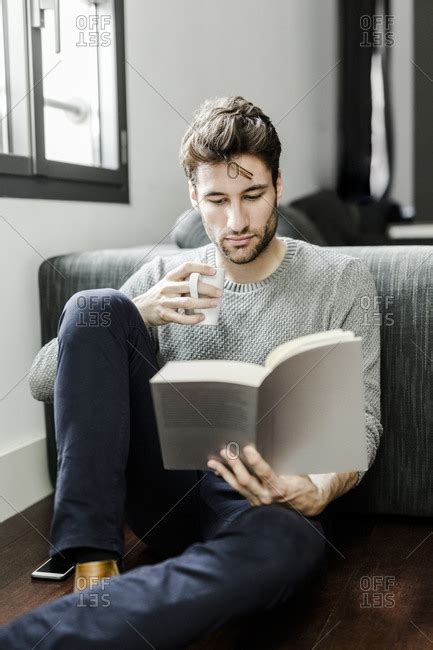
[189,154,283,264]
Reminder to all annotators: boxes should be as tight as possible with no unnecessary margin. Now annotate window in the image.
[0,0,128,202]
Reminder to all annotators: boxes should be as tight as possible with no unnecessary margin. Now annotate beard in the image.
[216,198,279,265]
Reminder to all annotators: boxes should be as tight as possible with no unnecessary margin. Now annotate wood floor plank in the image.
[1,498,432,649]
[0,495,54,549]
[303,516,433,650]
[0,496,156,626]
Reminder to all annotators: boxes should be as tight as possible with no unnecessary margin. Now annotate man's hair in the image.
[179,95,281,191]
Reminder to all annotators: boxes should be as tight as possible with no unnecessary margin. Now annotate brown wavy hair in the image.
[179,95,281,191]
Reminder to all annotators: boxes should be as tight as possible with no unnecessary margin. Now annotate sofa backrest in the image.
[39,243,432,515]
[328,245,432,517]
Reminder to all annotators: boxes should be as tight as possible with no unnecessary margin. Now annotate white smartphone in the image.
[31,556,75,581]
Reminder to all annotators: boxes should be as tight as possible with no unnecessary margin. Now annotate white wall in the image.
[389,0,414,208]
[0,0,338,521]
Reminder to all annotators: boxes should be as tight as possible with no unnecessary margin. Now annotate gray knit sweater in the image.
[29,236,383,487]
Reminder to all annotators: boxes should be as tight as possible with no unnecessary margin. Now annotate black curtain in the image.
[337,0,393,202]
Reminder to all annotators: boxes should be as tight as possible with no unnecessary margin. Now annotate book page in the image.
[150,359,268,387]
[264,329,354,370]
[150,381,258,470]
[256,339,368,474]
[255,371,277,467]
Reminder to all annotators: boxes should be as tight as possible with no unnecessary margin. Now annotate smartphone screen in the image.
[31,555,75,580]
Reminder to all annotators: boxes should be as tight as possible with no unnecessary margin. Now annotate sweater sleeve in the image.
[28,337,60,403]
[329,258,383,488]
[28,256,163,403]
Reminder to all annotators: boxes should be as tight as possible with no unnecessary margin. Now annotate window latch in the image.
[31,0,61,54]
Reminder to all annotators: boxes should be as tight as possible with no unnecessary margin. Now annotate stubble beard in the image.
[217,199,279,265]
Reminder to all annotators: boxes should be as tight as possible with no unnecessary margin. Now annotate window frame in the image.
[414,0,432,222]
[0,0,129,203]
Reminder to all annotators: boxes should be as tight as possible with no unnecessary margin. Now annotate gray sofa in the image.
[36,228,433,518]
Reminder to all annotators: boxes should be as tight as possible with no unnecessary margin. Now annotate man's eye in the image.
[209,194,262,205]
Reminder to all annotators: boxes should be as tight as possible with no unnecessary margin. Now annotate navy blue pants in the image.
[1,289,332,649]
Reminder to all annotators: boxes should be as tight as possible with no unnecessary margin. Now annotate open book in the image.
[149,329,368,475]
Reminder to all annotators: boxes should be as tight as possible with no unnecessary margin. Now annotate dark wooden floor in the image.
[1,496,433,649]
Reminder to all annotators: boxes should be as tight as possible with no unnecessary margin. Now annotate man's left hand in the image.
[207,444,329,516]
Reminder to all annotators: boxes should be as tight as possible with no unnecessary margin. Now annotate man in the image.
[1,96,382,648]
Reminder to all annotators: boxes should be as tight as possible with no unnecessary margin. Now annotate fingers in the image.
[208,448,273,506]
[159,264,223,328]
[164,296,220,311]
[157,292,220,325]
[158,307,205,325]
[219,448,273,504]
[211,451,325,516]
[243,445,277,482]
[158,273,223,327]
[156,270,223,325]
[166,262,217,282]
[164,280,223,299]
[242,446,284,498]
[208,458,262,506]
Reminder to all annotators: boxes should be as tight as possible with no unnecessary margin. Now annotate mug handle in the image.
[189,272,200,299]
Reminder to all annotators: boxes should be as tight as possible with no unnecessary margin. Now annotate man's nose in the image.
[226,203,249,232]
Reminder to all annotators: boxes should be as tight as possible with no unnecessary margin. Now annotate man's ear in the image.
[276,169,283,206]
[188,180,198,209]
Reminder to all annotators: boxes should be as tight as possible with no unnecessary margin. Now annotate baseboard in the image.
[0,437,53,523]
[388,223,433,238]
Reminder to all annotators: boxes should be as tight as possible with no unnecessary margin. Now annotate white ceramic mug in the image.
[185,267,225,325]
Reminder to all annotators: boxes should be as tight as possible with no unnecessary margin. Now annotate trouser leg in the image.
[49,288,201,563]
[1,288,331,648]
[1,503,327,650]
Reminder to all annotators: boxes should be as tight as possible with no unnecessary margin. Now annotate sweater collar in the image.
[205,236,299,293]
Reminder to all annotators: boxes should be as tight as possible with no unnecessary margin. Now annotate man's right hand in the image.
[131,262,223,327]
